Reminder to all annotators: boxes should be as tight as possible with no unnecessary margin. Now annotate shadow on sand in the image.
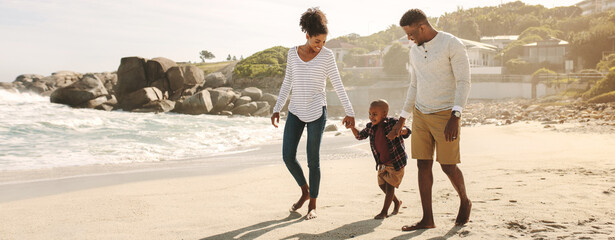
[280,218,383,240]
[200,212,303,240]
[391,225,464,240]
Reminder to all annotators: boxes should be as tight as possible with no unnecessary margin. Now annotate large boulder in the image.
[232,102,258,116]
[132,100,176,113]
[50,74,109,108]
[116,57,148,102]
[166,66,185,95]
[174,90,213,115]
[253,102,271,117]
[145,57,176,86]
[261,93,277,105]
[182,65,205,87]
[120,87,164,111]
[204,72,227,88]
[241,87,263,101]
[235,96,252,106]
[208,89,235,113]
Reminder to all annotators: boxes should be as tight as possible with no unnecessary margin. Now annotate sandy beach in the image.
[1,122,614,239]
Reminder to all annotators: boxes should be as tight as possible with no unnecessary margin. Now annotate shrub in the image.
[582,67,615,99]
[587,90,615,103]
[233,46,289,78]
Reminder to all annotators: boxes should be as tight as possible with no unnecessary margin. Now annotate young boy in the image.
[350,99,411,219]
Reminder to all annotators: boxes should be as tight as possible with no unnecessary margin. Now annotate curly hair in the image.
[300,7,328,36]
[399,9,427,27]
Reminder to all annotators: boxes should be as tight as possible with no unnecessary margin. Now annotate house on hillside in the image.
[397,35,500,74]
[576,0,615,15]
[522,38,571,72]
[480,35,518,50]
[325,39,356,62]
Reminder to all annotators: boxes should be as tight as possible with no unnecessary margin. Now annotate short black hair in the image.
[300,7,328,37]
[399,9,428,27]
[370,99,389,113]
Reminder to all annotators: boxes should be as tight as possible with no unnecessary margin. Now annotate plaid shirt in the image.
[355,117,410,171]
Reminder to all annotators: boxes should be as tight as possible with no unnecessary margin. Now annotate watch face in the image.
[453,111,461,117]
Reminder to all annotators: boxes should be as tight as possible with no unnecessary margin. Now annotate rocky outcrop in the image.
[204,72,227,88]
[120,87,164,111]
[50,74,109,108]
[174,90,213,115]
[12,56,278,118]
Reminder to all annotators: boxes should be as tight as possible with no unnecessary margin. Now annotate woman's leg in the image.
[282,112,309,210]
[305,107,327,217]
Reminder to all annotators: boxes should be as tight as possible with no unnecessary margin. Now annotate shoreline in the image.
[1,122,614,239]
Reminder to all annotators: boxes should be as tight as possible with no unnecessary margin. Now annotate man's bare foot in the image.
[306,209,317,220]
[455,199,472,226]
[374,212,387,219]
[289,195,310,212]
[391,200,402,215]
[401,219,436,231]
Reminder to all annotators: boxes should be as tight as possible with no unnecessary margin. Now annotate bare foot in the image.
[391,200,402,215]
[455,199,472,226]
[401,220,436,231]
[306,209,317,220]
[289,195,310,212]
[374,212,387,219]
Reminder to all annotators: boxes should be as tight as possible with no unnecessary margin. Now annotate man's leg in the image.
[440,164,472,226]
[402,159,436,231]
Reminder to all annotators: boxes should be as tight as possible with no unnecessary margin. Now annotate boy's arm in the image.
[353,125,370,140]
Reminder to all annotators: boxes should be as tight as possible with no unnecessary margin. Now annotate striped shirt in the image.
[273,46,354,122]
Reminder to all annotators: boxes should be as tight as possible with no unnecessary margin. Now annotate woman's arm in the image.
[325,50,355,128]
[271,49,294,127]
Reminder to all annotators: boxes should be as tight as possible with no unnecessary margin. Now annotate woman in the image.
[270,7,355,220]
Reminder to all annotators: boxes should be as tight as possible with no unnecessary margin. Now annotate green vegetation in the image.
[233,46,289,78]
[383,43,409,75]
[597,54,615,72]
[582,67,615,100]
[433,1,615,71]
[588,90,615,103]
[332,25,405,52]
[199,50,215,62]
[192,61,233,75]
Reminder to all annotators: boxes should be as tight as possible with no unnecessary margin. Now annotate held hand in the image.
[271,112,280,128]
[387,120,405,140]
[444,116,460,142]
[342,116,355,129]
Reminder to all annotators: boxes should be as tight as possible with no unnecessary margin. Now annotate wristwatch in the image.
[452,110,461,118]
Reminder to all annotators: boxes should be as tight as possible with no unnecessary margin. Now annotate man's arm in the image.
[388,52,416,140]
[444,37,471,141]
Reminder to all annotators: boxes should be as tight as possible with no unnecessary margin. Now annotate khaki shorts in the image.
[411,107,461,165]
[377,165,405,188]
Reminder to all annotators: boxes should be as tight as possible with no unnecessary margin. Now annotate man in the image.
[388,9,472,231]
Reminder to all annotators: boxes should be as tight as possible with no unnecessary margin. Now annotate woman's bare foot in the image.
[455,199,472,226]
[306,209,317,220]
[391,200,402,215]
[401,219,436,231]
[374,212,387,219]
[290,195,309,212]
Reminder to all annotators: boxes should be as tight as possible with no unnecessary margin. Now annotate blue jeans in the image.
[282,107,326,199]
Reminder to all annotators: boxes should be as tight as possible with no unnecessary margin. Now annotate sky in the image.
[0,0,581,82]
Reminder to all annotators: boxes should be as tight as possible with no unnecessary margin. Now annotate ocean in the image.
[0,90,285,171]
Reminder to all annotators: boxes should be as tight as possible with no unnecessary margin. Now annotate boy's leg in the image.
[375,182,396,219]
[282,112,309,210]
[378,184,400,212]
[305,107,326,218]
[402,159,436,231]
[440,164,472,226]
